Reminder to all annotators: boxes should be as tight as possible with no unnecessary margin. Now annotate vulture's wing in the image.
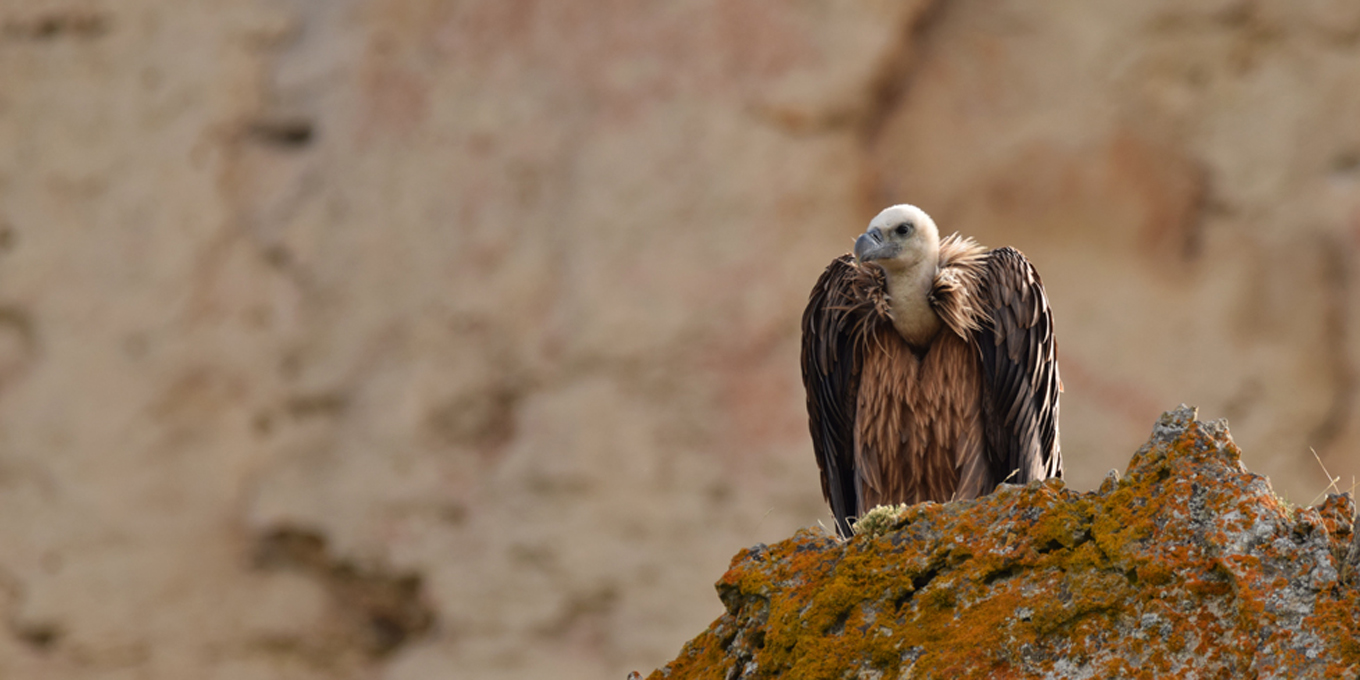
[801,254,874,537]
[974,247,1062,486]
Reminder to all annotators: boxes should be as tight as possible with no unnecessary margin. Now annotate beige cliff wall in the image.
[0,1,1357,679]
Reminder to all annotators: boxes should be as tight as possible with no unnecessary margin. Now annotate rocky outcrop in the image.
[647,407,1360,679]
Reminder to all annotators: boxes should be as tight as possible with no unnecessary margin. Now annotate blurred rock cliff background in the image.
[1,0,1359,678]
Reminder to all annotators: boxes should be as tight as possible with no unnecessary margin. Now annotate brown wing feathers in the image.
[973,247,1063,484]
[801,255,870,538]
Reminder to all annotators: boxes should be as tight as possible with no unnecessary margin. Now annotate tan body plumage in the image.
[801,205,1062,537]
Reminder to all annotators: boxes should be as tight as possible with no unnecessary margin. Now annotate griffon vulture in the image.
[801,204,1062,537]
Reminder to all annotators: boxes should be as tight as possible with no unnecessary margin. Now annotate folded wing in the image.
[800,255,880,537]
[972,247,1063,486]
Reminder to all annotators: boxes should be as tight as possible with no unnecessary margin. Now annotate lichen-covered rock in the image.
[646,407,1360,679]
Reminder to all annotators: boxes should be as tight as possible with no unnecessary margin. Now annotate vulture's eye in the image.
[895,222,913,236]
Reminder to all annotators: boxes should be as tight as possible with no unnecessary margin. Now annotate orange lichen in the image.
[646,407,1360,679]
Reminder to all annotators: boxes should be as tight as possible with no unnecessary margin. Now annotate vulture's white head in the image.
[854,204,945,346]
[853,204,941,272]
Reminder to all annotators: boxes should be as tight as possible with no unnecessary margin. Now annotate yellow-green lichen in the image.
[853,503,911,538]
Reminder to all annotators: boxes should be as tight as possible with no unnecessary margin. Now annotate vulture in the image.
[801,204,1062,537]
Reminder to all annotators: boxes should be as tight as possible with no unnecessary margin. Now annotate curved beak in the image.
[854,227,896,263]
